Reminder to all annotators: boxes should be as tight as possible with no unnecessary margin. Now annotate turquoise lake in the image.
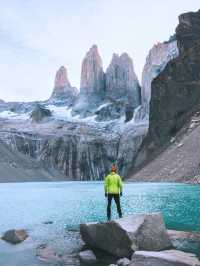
[0,181,200,265]
[0,181,199,232]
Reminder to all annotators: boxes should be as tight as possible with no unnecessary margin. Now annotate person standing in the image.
[104,164,123,221]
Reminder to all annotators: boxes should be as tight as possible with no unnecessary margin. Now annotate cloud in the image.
[0,0,199,101]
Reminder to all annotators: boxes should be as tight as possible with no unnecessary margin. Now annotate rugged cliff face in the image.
[106,53,141,106]
[0,119,147,180]
[132,9,200,172]
[141,39,179,111]
[80,45,105,96]
[72,45,105,117]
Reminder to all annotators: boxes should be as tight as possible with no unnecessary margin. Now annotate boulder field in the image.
[79,213,200,266]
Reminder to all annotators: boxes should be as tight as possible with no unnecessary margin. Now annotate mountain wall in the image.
[0,119,147,180]
[132,9,200,174]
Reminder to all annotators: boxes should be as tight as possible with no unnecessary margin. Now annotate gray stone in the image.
[117,257,131,266]
[80,213,172,258]
[130,250,200,266]
[1,229,28,244]
[79,250,97,264]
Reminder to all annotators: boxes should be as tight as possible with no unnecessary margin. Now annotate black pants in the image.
[107,194,122,220]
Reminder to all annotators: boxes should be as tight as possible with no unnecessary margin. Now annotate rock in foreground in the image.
[80,213,171,258]
[79,250,97,264]
[130,250,200,266]
[1,229,28,244]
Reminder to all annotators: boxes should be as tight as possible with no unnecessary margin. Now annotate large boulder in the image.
[80,213,172,258]
[1,229,28,244]
[130,250,200,266]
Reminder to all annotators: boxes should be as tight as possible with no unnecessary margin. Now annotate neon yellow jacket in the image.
[104,172,123,194]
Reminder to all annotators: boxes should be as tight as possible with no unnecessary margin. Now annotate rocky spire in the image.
[51,66,78,100]
[105,52,141,108]
[80,45,105,95]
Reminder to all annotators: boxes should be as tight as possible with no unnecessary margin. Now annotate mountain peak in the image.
[80,45,105,95]
[54,66,71,89]
[50,66,78,101]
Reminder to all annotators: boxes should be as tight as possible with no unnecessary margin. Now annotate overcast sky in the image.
[0,0,199,102]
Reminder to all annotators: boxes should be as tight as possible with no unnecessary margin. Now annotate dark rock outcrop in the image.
[80,213,171,258]
[1,229,28,244]
[31,104,52,122]
[150,10,200,146]
[132,9,200,172]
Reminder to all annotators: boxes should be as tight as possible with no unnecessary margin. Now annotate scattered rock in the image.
[79,250,97,264]
[43,220,53,225]
[177,142,183,148]
[130,250,200,266]
[1,229,28,244]
[170,137,176,143]
[80,213,172,258]
[117,257,131,266]
[36,246,61,263]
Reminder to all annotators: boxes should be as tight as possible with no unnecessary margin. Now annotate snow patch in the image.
[0,110,29,120]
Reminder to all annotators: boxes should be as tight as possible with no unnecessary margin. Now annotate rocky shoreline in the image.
[1,213,200,266]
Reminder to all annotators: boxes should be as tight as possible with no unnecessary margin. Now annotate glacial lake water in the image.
[0,181,200,265]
